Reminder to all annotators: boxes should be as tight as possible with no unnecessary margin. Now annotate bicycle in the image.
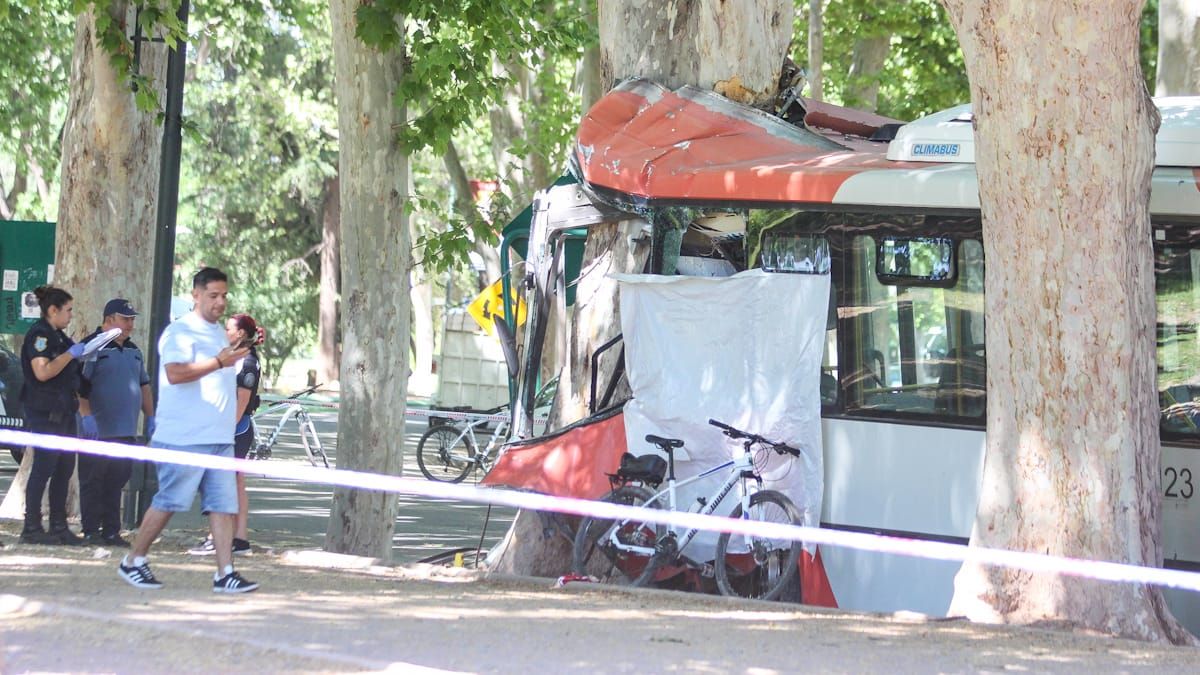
[415,406,508,483]
[573,418,804,601]
[245,383,331,468]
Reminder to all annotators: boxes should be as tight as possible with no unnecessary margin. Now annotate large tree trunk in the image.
[941,0,1193,643]
[2,5,165,521]
[598,0,793,107]
[1156,0,1200,96]
[56,4,165,345]
[317,175,341,385]
[488,0,794,576]
[324,1,410,561]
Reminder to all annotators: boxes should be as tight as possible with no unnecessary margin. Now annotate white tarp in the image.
[616,269,828,558]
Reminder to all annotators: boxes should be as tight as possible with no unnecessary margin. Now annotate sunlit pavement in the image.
[0,408,516,563]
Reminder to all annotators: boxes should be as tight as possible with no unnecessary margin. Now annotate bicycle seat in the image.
[645,434,684,451]
[612,452,668,487]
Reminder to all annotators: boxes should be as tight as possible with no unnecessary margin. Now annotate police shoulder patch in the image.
[34,336,48,353]
[241,371,257,389]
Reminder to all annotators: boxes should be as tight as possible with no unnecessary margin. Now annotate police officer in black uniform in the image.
[19,285,88,545]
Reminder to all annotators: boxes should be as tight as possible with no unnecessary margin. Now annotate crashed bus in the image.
[488,79,1200,629]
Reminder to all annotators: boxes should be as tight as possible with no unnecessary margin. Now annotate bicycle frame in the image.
[605,450,760,561]
[439,417,509,469]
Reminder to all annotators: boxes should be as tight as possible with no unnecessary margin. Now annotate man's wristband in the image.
[215,356,224,369]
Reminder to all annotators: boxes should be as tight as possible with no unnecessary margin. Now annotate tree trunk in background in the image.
[317,174,341,385]
[807,0,824,101]
[845,33,891,112]
[55,4,165,346]
[324,1,410,561]
[941,0,1193,643]
[489,0,794,576]
[576,0,603,112]
[1156,0,1200,96]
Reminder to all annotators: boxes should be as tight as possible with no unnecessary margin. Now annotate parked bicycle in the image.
[246,383,331,468]
[416,406,509,483]
[573,419,804,601]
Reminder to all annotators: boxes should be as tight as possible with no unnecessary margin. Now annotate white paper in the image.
[46,264,55,283]
[2,270,17,291]
[81,327,123,358]
[20,291,39,319]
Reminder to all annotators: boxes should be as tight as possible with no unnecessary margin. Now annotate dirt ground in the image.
[2,521,1200,674]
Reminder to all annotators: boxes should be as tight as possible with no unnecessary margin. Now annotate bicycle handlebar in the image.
[707,418,802,457]
[260,383,325,413]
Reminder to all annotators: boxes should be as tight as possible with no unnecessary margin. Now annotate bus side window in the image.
[1156,243,1200,437]
[842,235,985,420]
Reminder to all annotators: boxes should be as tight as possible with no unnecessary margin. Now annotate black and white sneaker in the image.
[213,571,259,594]
[118,558,163,590]
[232,538,251,555]
[187,536,215,555]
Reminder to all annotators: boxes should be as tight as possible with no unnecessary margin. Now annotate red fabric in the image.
[480,412,628,500]
[801,547,838,608]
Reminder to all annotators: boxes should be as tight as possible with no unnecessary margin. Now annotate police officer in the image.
[77,298,155,547]
[19,285,87,545]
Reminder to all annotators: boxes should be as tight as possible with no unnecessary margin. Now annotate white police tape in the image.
[255,396,536,425]
[4,427,1200,594]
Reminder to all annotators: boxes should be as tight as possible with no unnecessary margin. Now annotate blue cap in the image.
[103,298,139,317]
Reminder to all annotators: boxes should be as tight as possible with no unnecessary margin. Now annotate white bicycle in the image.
[245,384,330,468]
[415,407,508,483]
[572,419,804,601]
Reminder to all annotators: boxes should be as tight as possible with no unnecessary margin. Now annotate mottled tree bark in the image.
[324,1,410,561]
[598,0,794,107]
[941,0,1193,643]
[55,4,166,346]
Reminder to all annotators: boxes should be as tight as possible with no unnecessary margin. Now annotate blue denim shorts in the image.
[150,441,238,514]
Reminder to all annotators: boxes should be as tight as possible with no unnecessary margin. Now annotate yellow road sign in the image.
[467,278,526,335]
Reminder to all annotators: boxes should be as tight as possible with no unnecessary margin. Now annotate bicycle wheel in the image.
[572,485,666,587]
[714,489,803,601]
[299,413,330,468]
[416,425,475,483]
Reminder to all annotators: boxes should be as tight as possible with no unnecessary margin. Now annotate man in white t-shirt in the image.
[117,267,259,594]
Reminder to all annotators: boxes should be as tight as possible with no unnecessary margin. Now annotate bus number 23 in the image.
[1165,467,1194,499]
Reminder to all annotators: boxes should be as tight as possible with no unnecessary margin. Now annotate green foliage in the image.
[351,1,589,152]
[796,0,968,120]
[172,0,337,378]
[799,0,1163,121]
[0,0,73,216]
[350,2,592,278]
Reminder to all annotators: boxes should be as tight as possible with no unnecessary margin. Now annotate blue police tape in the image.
[4,427,1200,594]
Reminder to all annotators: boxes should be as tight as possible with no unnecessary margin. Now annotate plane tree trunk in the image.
[324,1,410,561]
[488,0,795,576]
[941,0,1194,643]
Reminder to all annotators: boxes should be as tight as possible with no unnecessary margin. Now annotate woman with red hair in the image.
[189,313,265,556]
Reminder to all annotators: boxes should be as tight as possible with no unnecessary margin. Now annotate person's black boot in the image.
[20,524,58,545]
[48,523,85,546]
